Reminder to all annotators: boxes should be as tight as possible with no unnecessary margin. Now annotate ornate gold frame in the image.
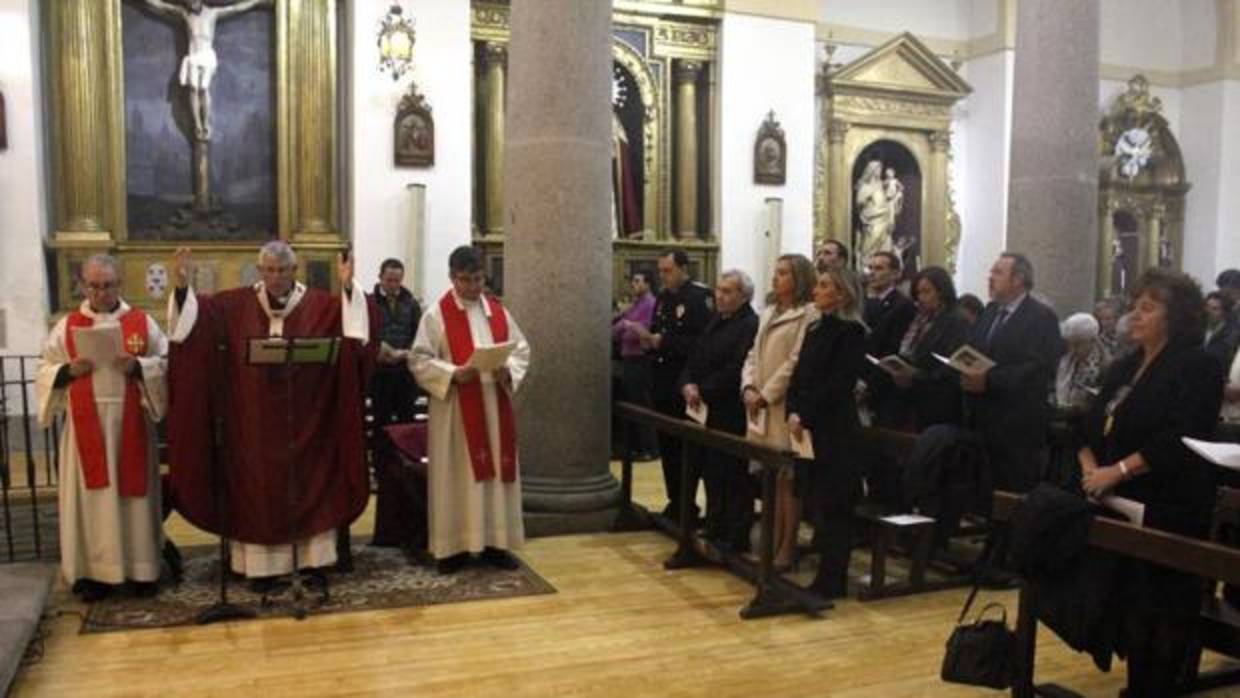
[45,0,344,314]
[816,33,970,272]
[1096,75,1189,299]
[470,0,719,302]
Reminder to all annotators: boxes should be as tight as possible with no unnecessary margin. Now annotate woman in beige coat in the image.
[742,253,818,569]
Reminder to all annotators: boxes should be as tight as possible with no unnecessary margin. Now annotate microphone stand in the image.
[196,334,255,625]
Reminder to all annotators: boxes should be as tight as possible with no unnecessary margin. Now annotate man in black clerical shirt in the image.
[645,249,712,520]
[963,252,1065,493]
[370,258,423,426]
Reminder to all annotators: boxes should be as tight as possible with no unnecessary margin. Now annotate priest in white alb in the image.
[36,254,168,602]
[166,241,373,585]
[412,245,531,573]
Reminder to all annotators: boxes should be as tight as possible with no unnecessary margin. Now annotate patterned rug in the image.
[81,543,555,634]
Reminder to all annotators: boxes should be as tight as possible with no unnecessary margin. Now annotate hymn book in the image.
[791,429,814,459]
[746,408,768,437]
[866,353,916,377]
[931,345,996,376]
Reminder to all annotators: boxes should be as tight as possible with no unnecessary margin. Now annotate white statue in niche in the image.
[1114,126,1153,179]
[855,159,897,258]
[141,0,272,141]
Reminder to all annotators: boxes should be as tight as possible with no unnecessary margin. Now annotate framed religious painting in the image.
[394,81,434,167]
[753,110,785,185]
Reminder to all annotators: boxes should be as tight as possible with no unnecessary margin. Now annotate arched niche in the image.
[1096,75,1190,298]
[817,32,971,273]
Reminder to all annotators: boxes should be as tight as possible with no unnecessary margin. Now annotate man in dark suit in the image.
[647,250,712,519]
[962,252,1065,493]
[862,251,916,427]
[680,270,759,552]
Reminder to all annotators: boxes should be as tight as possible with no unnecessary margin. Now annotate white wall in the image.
[1182,80,1240,283]
[0,0,49,359]
[953,49,1014,299]
[718,13,817,298]
[820,0,977,41]
[347,0,472,304]
[1100,0,1184,71]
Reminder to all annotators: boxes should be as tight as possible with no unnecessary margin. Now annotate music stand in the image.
[247,335,341,620]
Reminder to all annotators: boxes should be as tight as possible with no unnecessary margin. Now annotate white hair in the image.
[719,269,754,302]
[257,240,297,266]
[82,253,121,279]
[1061,312,1100,341]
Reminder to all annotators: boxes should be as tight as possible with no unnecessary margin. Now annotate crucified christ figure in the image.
[142,0,271,141]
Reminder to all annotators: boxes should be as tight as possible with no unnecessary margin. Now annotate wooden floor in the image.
[11,461,1240,697]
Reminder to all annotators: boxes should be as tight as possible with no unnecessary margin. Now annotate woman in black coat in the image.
[785,266,868,599]
[1079,268,1225,697]
[888,266,970,430]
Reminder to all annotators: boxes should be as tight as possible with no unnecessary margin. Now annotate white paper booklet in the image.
[791,429,814,459]
[467,341,516,372]
[1100,495,1145,525]
[1182,436,1240,471]
[71,325,124,366]
[746,408,768,437]
[685,400,709,425]
[866,353,916,376]
[931,345,996,375]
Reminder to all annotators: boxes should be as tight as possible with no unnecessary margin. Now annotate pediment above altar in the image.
[827,32,971,102]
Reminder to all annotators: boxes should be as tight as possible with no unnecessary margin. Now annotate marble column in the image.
[674,60,702,239]
[1005,0,1100,313]
[504,0,619,535]
[482,42,507,235]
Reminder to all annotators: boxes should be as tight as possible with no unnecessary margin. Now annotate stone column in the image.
[1005,0,1100,313]
[482,42,507,235]
[505,0,619,535]
[674,60,702,239]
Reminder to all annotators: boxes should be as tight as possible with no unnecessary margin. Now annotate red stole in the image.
[439,292,517,483]
[64,309,150,497]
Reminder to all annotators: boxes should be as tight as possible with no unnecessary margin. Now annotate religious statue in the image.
[854,159,897,258]
[141,0,272,142]
[1114,125,1153,180]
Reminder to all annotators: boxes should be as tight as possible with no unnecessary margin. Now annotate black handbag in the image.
[940,583,1016,689]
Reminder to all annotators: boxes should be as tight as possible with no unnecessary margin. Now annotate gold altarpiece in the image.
[1096,75,1188,298]
[44,0,345,316]
[470,0,721,300]
[816,33,970,273]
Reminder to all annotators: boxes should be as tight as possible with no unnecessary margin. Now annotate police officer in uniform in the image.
[645,250,712,519]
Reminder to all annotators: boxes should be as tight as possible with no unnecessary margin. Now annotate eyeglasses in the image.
[83,281,119,292]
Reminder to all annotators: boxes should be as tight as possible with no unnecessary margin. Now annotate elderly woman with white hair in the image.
[1053,312,1110,410]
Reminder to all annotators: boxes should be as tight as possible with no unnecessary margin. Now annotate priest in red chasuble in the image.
[166,241,374,579]
[36,255,169,602]
[412,246,531,573]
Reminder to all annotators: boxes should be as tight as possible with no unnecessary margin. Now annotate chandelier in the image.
[377,3,417,82]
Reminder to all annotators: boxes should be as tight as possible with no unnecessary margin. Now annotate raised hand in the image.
[173,247,195,288]
[337,249,354,291]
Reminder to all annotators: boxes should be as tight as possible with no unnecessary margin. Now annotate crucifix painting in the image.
[124,0,276,240]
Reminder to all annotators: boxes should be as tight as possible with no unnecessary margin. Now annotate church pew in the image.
[991,489,1240,697]
[613,401,830,620]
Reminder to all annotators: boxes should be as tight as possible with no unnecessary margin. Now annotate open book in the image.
[1182,436,1240,471]
[866,353,916,377]
[932,345,996,376]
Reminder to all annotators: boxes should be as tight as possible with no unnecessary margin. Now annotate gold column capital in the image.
[929,129,952,153]
[482,41,508,67]
[674,59,703,83]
